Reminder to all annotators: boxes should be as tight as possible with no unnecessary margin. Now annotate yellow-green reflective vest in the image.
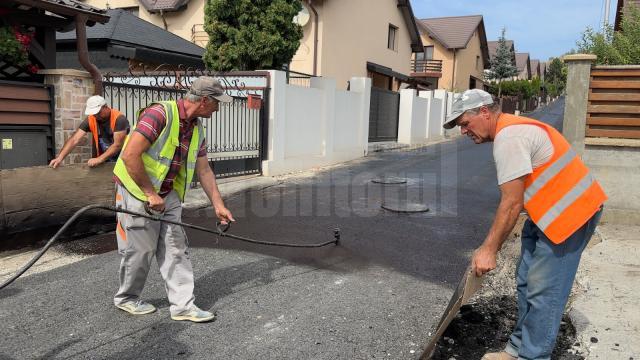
[113,101,204,202]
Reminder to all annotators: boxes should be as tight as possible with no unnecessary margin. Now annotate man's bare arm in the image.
[196,155,234,223]
[91,130,127,165]
[472,176,526,276]
[49,129,87,168]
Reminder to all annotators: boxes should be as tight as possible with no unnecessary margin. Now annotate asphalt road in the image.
[0,99,565,360]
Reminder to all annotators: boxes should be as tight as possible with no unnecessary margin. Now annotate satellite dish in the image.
[293,7,310,27]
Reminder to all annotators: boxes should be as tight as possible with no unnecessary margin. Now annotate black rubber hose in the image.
[0,204,338,290]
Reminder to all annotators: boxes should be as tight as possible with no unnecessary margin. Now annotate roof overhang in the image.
[476,18,491,69]
[138,0,190,13]
[7,0,109,24]
[397,0,424,52]
[367,62,409,82]
[108,44,204,68]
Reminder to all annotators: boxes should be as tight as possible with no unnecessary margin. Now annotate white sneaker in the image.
[171,306,216,323]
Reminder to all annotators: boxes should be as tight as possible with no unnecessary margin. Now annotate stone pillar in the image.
[40,69,94,165]
[562,54,596,155]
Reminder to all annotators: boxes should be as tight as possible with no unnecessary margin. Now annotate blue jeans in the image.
[505,208,602,360]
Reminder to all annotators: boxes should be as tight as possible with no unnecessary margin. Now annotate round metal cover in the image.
[371,177,407,184]
[381,202,430,213]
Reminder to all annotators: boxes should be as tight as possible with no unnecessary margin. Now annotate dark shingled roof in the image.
[417,15,483,49]
[57,9,204,57]
[530,59,540,77]
[515,53,530,72]
[416,15,490,68]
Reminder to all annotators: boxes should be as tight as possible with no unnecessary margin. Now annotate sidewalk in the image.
[570,223,640,359]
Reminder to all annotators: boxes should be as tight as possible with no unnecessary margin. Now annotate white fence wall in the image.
[263,71,371,176]
[397,89,459,145]
[284,86,324,157]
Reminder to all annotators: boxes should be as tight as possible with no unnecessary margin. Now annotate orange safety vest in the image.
[496,113,607,244]
[87,108,122,156]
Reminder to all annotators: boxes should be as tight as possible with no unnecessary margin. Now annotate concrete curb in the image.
[367,135,462,155]
[183,176,280,210]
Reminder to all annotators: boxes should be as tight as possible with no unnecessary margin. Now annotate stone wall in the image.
[41,69,95,165]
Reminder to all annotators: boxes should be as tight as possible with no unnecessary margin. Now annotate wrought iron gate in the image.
[368,87,400,142]
[103,67,269,179]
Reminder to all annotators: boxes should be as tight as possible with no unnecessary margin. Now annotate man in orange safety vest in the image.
[443,89,606,360]
[50,95,129,168]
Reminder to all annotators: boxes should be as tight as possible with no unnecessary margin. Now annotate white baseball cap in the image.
[443,89,495,129]
[84,95,107,115]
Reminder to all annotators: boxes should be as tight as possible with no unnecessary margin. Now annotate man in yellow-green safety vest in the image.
[112,77,234,323]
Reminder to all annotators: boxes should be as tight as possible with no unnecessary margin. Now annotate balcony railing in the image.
[191,24,208,47]
[411,59,443,74]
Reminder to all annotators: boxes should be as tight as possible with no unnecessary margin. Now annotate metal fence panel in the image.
[368,87,400,142]
[103,69,269,178]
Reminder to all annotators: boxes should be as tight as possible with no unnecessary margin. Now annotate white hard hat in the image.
[84,95,107,115]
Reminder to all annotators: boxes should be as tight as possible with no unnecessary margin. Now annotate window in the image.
[476,55,480,70]
[120,6,139,16]
[424,46,434,60]
[415,46,434,61]
[387,24,398,50]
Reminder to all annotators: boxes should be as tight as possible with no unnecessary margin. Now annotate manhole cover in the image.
[371,177,407,184]
[381,202,430,213]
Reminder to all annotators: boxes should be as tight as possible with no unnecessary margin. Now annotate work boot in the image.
[115,300,157,315]
[171,306,216,323]
[481,352,517,360]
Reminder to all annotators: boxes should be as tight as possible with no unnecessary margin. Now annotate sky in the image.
[410,0,617,61]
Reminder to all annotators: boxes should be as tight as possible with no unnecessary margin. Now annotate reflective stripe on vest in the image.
[88,108,121,156]
[496,113,607,244]
[113,101,202,202]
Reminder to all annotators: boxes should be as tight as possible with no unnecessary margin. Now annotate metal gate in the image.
[368,87,400,142]
[103,68,269,179]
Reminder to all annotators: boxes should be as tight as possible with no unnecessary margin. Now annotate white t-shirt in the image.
[493,124,554,185]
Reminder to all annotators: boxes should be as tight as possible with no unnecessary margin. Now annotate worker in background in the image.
[443,89,607,360]
[49,95,129,168]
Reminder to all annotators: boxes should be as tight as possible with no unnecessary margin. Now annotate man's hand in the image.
[215,206,235,225]
[471,245,498,277]
[147,193,165,213]
[87,158,104,167]
[49,157,63,168]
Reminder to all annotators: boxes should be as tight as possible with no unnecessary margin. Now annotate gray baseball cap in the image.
[187,76,233,103]
[443,89,494,129]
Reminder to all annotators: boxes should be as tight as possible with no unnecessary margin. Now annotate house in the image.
[81,0,205,46]
[288,0,424,90]
[487,39,516,68]
[614,0,640,31]
[56,9,205,72]
[540,61,546,81]
[515,52,531,80]
[530,59,541,79]
[80,0,424,90]
[414,15,490,91]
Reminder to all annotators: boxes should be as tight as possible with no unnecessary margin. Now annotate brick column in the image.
[40,69,95,165]
[562,54,596,155]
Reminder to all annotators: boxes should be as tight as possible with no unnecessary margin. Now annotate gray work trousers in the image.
[114,184,195,315]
